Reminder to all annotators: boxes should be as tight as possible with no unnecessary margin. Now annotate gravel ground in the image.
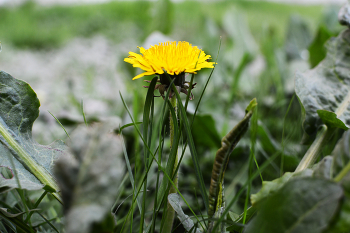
[0,36,130,144]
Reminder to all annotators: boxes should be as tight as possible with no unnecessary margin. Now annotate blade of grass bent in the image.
[118,122,143,132]
[48,111,70,140]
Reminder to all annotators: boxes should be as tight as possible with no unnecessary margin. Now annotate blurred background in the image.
[0,0,347,220]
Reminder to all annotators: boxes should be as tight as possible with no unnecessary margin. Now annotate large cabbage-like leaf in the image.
[0,71,66,192]
[295,29,350,135]
[245,178,343,233]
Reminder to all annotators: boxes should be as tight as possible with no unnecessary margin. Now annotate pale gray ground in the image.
[0,36,131,144]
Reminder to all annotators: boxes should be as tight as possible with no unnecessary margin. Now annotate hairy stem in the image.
[163,96,178,232]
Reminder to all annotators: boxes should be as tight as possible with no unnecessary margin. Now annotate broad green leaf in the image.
[332,131,350,178]
[251,156,332,207]
[317,110,349,130]
[227,211,240,223]
[250,172,296,206]
[0,71,66,193]
[190,113,221,149]
[245,178,343,233]
[295,29,350,135]
[328,171,350,233]
[54,123,125,233]
[308,26,334,68]
[327,197,350,233]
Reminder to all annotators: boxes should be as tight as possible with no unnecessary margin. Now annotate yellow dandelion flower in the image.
[124,41,215,80]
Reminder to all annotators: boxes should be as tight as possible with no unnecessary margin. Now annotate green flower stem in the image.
[0,123,61,203]
[164,96,178,232]
[295,125,335,172]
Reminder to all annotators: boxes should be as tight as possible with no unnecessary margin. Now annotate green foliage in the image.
[296,29,350,135]
[0,1,324,50]
[0,1,153,49]
[190,114,221,149]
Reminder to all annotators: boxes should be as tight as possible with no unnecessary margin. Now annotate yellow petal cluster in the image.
[124,41,215,80]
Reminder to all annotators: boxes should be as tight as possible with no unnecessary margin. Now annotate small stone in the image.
[338,3,350,27]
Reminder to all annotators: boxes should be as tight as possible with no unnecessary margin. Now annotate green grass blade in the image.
[111,173,129,214]
[0,222,9,233]
[212,152,281,232]
[118,122,143,132]
[36,212,59,233]
[120,132,142,215]
[25,190,48,223]
[48,111,70,140]
[80,99,88,127]
[0,210,35,233]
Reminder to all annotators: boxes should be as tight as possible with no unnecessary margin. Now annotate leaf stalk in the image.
[295,125,335,172]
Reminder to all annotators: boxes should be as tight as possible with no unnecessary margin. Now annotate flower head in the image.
[124,41,215,80]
